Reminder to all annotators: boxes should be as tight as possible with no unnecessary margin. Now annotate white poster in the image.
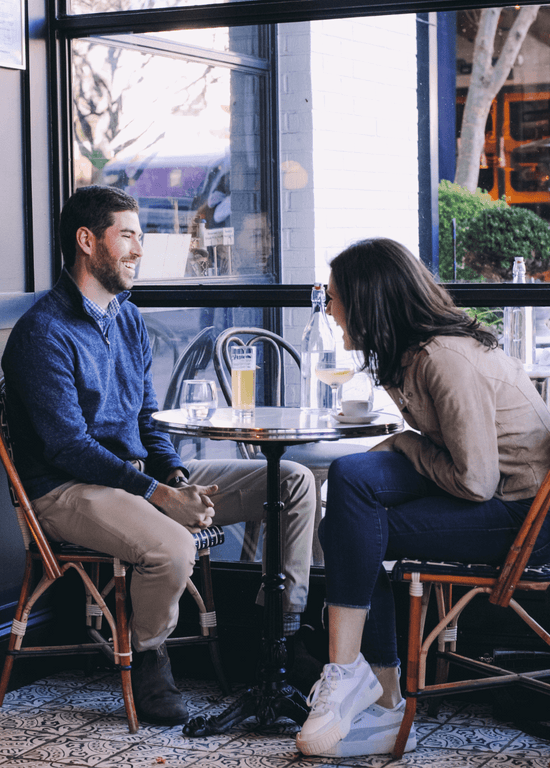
[138,234,192,281]
[0,0,25,70]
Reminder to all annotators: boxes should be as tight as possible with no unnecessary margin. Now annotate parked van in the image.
[102,150,227,233]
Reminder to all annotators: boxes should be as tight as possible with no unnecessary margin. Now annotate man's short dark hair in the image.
[59,185,139,268]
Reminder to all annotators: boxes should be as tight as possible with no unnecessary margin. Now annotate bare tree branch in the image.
[455,6,540,191]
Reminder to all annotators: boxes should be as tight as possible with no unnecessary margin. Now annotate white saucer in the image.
[332,409,384,424]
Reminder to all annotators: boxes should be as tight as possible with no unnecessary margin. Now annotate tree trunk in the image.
[455,6,540,192]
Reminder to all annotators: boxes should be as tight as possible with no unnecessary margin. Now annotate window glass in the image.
[143,303,386,567]
[279,15,420,288]
[142,304,303,564]
[62,4,550,568]
[69,0,254,12]
[449,6,550,282]
[72,34,271,282]
[142,306,293,413]
[143,28,263,58]
[65,3,550,294]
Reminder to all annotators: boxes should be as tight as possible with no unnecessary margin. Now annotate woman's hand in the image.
[369,434,400,452]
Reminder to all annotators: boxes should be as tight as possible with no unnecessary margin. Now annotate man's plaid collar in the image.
[62,268,130,334]
[82,294,126,335]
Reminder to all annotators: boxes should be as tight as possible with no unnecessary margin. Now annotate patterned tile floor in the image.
[0,670,549,768]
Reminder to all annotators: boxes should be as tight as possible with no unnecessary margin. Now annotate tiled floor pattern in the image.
[0,670,549,768]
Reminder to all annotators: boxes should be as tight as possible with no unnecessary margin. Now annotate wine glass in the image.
[314,359,355,414]
[180,379,218,421]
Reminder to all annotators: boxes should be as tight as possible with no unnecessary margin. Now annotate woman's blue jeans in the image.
[319,451,550,668]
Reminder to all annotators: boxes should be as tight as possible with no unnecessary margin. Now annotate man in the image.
[2,185,316,726]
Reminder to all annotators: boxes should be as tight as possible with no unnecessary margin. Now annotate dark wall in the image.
[0,67,26,293]
[0,0,53,639]
[0,48,29,638]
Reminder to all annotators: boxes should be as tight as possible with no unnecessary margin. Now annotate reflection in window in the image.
[70,15,422,288]
[509,95,550,194]
[142,304,302,564]
[442,6,550,284]
[72,34,271,282]
[144,28,264,58]
[69,0,253,14]
[461,305,550,368]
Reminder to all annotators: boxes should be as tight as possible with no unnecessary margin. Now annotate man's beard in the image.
[90,239,133,295]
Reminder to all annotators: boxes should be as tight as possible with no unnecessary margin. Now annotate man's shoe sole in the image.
[296,677,383,755]
[135,707,189,726]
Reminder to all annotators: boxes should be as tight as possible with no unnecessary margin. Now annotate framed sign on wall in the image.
[0,0,25,70]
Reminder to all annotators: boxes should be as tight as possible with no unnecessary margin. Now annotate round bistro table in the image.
[152,405,403,735]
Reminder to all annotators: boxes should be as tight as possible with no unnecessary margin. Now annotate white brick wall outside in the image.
[279,17,420,404]
[279,16,419,289]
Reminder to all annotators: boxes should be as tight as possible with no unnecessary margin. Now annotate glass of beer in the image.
[230,346,256,416]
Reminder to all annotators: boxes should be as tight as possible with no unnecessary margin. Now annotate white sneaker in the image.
[296,653,383,755]
[316,699,417,757]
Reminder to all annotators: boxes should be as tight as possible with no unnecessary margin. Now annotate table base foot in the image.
[182,684,309,736]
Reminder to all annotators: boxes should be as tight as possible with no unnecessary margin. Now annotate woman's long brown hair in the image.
[330,238,497,388]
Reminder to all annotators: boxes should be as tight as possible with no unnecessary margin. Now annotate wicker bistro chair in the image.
[0,377,229,734]
[213,327,367,562]
[390,471,550,759]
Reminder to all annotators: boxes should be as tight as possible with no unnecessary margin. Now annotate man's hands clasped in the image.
[150,475,218,533]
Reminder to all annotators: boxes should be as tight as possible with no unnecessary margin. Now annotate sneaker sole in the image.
[296,677,383,755]
[320,727,417,757]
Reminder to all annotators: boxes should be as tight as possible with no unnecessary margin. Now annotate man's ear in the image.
[75,226,94,256]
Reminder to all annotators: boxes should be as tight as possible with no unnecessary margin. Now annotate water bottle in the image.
[300,283,336,411]
[503,257,536,365]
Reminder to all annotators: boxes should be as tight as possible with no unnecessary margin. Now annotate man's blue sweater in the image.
[2,269,185,501]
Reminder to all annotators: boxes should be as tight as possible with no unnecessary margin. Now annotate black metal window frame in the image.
[50,0,549,311]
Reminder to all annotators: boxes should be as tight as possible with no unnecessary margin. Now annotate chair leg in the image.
[393,576,424,759]
[112,560,138,734]
[0,553,34,705]
[428,584,454,717]
[198,551,231,695]
[311,474,325,565]
[71,560,139,734]
[394,697,418,758]
[241,520,262,561]
[433,584,457,683]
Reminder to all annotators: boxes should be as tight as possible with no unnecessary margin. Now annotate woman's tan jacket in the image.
[379,335,550,502]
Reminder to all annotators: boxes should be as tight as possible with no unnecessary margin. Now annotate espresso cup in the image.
[340,399,374,419]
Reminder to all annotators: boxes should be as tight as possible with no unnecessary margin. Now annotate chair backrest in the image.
[163,326,216,410]
[490,466,550,606]
[143,314,181,369]
[213,326,301,409]
[0,377,61,580]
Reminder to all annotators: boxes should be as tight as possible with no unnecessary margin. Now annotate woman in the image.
[296,238,550,757]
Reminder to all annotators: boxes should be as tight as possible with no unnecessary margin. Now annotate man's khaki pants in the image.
[33,459,316,651]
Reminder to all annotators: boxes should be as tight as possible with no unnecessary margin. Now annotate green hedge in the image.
[438,180,507,282]
[461,205,550,282]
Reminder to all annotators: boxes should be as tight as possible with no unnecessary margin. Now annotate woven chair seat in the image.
[28,524,226,559]
[392,557,550,582]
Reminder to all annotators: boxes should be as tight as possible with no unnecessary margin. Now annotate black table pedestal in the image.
[182,682,308,736]
[183,441,309,736]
